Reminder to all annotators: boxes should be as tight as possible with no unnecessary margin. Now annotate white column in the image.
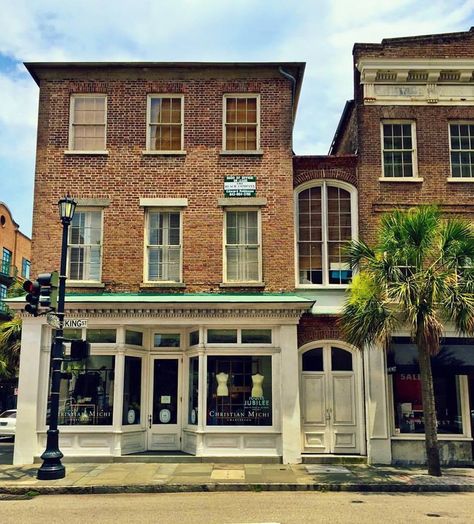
[364,344,392,464]
[112,348,125,456]
[280,324,301,464]
[13,319,44,465]
[195,349,206,455]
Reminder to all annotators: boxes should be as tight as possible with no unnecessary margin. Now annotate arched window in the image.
[296,181,356,286]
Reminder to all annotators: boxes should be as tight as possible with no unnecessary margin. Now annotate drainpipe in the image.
[279,67,297,152]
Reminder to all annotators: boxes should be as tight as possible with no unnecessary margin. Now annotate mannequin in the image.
[251,373,264,398]
[216,372,229,396]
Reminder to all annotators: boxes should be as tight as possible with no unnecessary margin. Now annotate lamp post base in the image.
[37,429,66,480]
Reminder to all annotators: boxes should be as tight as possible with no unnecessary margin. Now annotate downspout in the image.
[278,67,297,125]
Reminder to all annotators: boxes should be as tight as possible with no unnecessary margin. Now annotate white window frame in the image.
[144,209,183,284]
[223,207,262,284]
[68,94,107,152]
[222,94,261,152]
[380,120,418,180]
[67,208,104,283]
[295,180,358,289]
[448,121,474,180]
[146,94,185,153]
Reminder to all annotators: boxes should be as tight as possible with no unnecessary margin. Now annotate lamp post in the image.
[37,195,77,480]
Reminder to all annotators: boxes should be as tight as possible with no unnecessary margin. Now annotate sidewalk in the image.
[0,463,473,495]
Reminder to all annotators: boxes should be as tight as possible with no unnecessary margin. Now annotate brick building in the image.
[0,202,31,318]
[9,27,474,466]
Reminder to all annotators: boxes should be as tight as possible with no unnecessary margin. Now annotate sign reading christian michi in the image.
[64,319,88,329]
[224,176,256,197]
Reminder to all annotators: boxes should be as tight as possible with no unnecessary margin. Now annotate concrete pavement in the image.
[0,462,473,495]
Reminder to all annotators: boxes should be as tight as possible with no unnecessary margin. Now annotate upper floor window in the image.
[223,95,260,151]
[69,94,107,151]
[381,122,417,178]
[1,248,11,276]
[147,95,184,152]
[296,181,356,286]
[68,210,102,282]
[21,258,30,279]
[449,123,474,178]
[145,210,182,283]
[224,210,261,283]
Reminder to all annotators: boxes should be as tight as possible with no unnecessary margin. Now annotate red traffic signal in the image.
[23,279,41,316]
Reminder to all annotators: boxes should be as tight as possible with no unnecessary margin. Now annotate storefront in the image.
[10,294,313,465]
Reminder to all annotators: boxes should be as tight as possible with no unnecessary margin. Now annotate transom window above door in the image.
[296,181,356,287]
[302,346,353,372]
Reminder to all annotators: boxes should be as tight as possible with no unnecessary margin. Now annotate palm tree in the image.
[340,206,474,476]
[0,316,22,378]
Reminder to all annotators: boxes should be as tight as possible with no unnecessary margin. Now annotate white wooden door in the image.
[301,345,361,454]
[147,356,182,451]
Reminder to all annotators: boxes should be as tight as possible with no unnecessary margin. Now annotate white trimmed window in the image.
[146,210,182,282]
[297,181,357,286]
[449,123,474,178]
[147,95,184,151]
[381,121,417,178]
[223,95,260,151]
[68,210,102,282]
[69,94,106,151]
[224,210,261,282]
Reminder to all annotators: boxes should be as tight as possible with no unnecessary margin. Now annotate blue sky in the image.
[1,0,473,237]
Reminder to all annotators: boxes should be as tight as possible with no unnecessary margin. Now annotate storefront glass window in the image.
[241,329,272,344]
[206,355,272,426]
[189,331,199,346]
[122,356,142,425]
[125,330,143,346]
[207,329,237,344]
[188,357,199,425]
[393,373,463,434]
[63,329,82,340]
[50,356,115,426]
[86,329,117,344]
[154,333,180,347]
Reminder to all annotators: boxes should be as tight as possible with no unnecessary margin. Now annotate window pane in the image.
[331,347,353,371]
[207,329,237,344]
[63,329,82,340]
[123,357,142,425]
[207,355,272,426]
[241,329,272,344]
[153,359,178,424]
[125,330,143,346]
[86,329,117,343]
[189,330,199,346]
[393,373,463,434]
[188,357,199,425]
[302,348,323,371]
[53,356,115,426]
[154,333,180,347]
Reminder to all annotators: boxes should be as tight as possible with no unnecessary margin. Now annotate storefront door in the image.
[147,356,182,451]
[300,344,362,454]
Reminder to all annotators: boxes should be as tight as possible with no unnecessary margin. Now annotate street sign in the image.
[64,319,88,329]
[224,176,256,197]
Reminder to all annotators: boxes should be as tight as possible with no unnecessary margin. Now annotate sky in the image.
[1,0,474,237]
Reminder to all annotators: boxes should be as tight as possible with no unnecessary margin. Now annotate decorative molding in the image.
[76,198,111,207]
[139,197,188,207]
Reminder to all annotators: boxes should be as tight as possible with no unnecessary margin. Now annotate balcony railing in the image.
[0,262,17,284]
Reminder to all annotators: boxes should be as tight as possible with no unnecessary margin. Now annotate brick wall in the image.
[0,203,31,278]
[30,66,297,293]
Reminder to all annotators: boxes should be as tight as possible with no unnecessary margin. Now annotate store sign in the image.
[208,395,271,424]
[224,176,256,197]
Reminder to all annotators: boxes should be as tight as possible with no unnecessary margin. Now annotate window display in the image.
[206,355,272,426]
[188,357,199,425]
[49,356,115,426]
[393,373,463,434]
[122,356,142,425]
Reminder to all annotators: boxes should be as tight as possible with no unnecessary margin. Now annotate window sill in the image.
[391,434,470,441]
[142,150,186,156]
[295,285,349,290]
[219,150,263,156]
[219,282,265,288]
[66,281,105,288]
[140,282,186,288]
[447,177,474,182]
[64,150,109,156]
[379,177,423,182]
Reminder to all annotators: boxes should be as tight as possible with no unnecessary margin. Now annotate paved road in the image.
[0,492,473,523]
[0,439,13,464]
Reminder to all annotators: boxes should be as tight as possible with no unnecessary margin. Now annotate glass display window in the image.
[122,356,142,425]
[125,330,143,347]
[393,373,463,434]
[86,329,117,344]
[206,355,272,426]
[154,333,180,348]
[188,357,199,425]
[49,356,115,426]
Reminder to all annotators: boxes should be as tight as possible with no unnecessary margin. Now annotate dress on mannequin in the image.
[251,373,264,398]
[216,372,229,396]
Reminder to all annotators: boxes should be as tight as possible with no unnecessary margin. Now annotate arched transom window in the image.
[297,181,356,286]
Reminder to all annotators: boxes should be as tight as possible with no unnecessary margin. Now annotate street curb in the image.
[0,482,473,495]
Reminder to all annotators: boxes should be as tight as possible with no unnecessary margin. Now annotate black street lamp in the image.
[37,195,76,480]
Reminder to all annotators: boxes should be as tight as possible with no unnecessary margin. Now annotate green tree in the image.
[0,316,22,378]
[340,206,474,476]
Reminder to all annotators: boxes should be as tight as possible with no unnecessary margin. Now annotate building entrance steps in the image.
[301,454,367,465]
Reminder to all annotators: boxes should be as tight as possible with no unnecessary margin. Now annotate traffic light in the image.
[70,339,90,361]
[38,271,59,310]
[23,279,41,316]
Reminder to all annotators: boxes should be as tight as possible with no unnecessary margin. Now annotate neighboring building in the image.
[0,202,31,317]
[9,27,474,467]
